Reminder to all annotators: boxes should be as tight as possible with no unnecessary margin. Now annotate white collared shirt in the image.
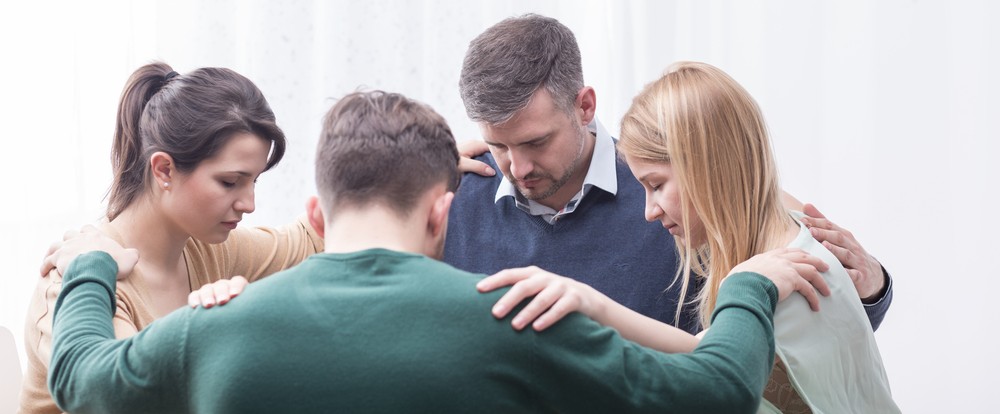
[494,118,619,224]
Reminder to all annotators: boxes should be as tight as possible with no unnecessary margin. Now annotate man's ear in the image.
[427,191,454,238]
[150,152,175,189]
[305,196,326,238]
[575,86,596,126]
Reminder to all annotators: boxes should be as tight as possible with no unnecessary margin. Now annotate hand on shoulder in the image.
[40,225,138,280]
[728,248,831,310]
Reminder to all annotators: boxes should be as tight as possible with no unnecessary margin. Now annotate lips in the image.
[518,178,541,188]
[222,221,240,230]
[663,223,680,235]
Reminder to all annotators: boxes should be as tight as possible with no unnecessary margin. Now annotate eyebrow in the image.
[220,171,254,177]
[484,135,547,147]
[638,172,657,183]
[520,135,549,146]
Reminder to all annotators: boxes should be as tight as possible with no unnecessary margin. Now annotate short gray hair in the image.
[459,14,584,125]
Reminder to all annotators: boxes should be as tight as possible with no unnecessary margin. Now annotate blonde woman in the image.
[478,62,899,413]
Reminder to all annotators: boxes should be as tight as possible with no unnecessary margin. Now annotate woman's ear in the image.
[150,152,175,190]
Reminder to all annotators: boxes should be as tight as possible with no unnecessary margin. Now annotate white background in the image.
[1,1,997,412]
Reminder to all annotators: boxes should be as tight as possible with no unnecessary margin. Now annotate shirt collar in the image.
[494,117,618,204]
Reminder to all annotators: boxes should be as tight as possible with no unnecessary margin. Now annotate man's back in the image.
[183,249,563,412]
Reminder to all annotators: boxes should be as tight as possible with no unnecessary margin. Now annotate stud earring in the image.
[163,182,170,188]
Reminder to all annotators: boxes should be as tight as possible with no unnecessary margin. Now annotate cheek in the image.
[659,187,683,218]
[183,181,227,214]
[489,149,513,173]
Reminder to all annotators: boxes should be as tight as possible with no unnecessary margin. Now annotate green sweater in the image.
[50,250,779,413]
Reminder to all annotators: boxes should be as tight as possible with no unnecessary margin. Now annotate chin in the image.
[196,231,232,245]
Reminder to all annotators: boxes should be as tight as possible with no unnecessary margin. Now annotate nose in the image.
[644,196,663,223]
[235,186,255,214]
[507,149,533,180]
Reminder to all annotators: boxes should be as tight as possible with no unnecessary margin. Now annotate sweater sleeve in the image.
[862,266,894,331]
[185,215,324,287]
[528,271,778,413]
[48,252,189,414]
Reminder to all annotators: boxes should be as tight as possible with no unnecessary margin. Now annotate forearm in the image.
[49,252,184,413]
[592,288,699,353]
[542,272,777,413]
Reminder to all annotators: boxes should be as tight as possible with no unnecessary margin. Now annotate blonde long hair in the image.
[619,62,792,328]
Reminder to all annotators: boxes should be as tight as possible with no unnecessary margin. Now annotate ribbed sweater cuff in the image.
[711,272,778,323]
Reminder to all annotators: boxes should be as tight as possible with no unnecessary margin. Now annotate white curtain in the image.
[2,1,997,412]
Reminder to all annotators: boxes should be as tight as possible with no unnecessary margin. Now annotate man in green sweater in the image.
[48,91,830,413]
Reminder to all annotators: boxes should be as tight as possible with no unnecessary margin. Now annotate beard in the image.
[508,169,573,201]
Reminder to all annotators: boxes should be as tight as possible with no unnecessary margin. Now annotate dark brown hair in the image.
[316,91,459,218]
[107,62,286,220]
[459,14,584,124]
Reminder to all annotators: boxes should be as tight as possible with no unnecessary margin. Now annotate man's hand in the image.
[800,203,886,301]
[187,277,249,308]
[40,225,138,280]
[728,248,831,311]
[457,139,495,177]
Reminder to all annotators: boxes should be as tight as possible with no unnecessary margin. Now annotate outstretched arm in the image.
[478,267,699,353]
[478,248,830,354]
[527,249,830,413]
[48,252,188,413]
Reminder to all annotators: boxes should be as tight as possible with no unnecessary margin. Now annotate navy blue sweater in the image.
[444,154,703,333]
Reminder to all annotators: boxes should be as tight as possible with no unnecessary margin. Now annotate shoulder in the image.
[454,153,501,201]
[406,255,489,290]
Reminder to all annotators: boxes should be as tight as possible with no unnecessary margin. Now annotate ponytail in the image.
[106,62,176,220]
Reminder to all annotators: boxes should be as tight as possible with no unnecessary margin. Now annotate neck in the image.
[323,207,430,257]
[110,197,189,272]
[536,131,597,210]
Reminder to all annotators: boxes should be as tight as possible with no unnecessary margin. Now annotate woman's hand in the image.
[187,276,249,308]
[479,266,700,353]
[457,139,496,176]
[728,248,831,310]
[477,266,605,331]
[39,225,138,280]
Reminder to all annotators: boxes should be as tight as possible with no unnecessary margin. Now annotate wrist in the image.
[587,284,613,323]
[861,265,890,304]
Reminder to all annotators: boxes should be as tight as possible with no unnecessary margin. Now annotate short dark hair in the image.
[107,62,286,220]
[459,14,584,124]
[315,91,459,218]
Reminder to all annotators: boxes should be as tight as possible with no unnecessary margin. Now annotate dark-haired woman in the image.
[19,63,322,413]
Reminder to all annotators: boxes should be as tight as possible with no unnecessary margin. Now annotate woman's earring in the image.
[163,182,170,189]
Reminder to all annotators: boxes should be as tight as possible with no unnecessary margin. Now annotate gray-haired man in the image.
[445,13,893,333]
